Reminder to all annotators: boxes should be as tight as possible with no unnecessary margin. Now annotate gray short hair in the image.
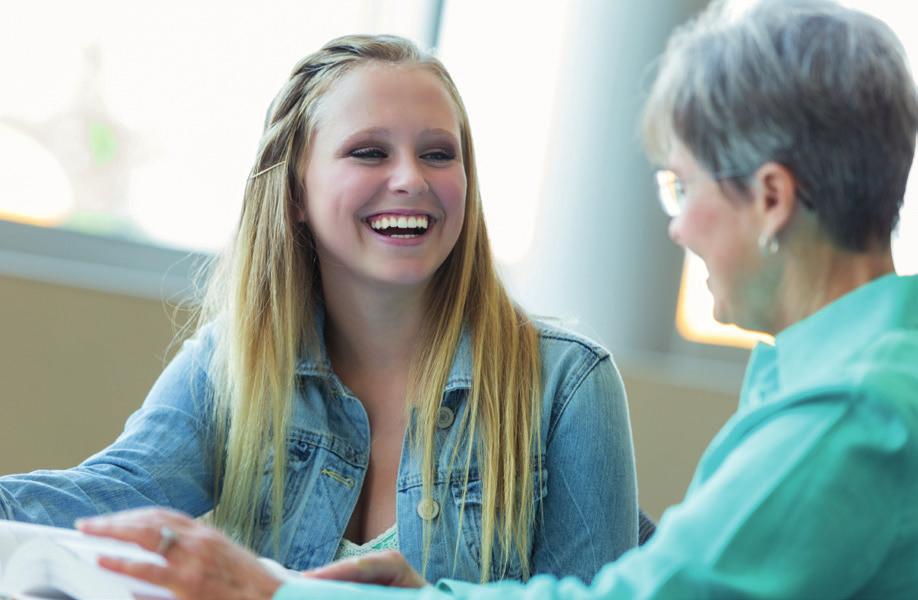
[643,0,918,251]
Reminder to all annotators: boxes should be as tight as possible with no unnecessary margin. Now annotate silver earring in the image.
[758,233,779,256]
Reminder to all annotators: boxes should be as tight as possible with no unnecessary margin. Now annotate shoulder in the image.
[147,321,223,402]
[530,319,625,422]
[178,320,224,368]
[852,329,918,397]
[845,330,918,459]
[800,328,918,432]
[533,318,611,365]
[756,328,918,463]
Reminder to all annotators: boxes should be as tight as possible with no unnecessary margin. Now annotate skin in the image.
[79,63,467,598]
[77,509,284,600]
[78,509,427,598]
[304,550,427,589]
[665,143,895,336]
[303,62,466,543]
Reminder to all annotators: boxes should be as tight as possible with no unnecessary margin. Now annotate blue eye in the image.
[349,148,387,160]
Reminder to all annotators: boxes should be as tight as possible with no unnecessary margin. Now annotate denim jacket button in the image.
[416,498,440,521]
[436,407,455,429]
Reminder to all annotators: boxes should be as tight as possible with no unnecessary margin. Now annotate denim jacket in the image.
[0,319,638,583]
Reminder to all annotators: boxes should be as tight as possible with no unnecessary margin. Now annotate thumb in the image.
[302,551,421,587]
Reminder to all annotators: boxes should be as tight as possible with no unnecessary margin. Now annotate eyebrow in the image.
[339,127,460,147]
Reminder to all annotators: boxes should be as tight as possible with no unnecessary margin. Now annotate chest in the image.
[253,379,543,582]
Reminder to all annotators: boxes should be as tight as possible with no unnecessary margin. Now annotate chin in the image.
[372,266,439,288]
[711,298,737,328]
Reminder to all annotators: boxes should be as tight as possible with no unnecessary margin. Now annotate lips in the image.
[364,211,434,239]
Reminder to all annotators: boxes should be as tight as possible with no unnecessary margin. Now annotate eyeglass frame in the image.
[654,169,750,218]
[654,165,812,218]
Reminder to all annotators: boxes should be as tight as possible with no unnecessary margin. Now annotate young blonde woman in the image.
[0,35,638,585]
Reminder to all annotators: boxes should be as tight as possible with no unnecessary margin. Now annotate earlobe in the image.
[754,161,797,236]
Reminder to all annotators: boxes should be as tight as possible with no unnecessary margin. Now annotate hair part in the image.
[197,34,542,582]
[643,0,918,251]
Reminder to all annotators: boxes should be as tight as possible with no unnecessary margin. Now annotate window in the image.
[435,1,570,264]
[0,0,439,296]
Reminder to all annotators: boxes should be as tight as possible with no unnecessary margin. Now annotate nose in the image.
[389,157,429,196]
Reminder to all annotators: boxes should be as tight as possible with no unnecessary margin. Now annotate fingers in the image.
[74,507,285,600]
[304,551,427,588]
[77,508,191,592]
[97,555,171,587]
[304,557,368,582]
[77,508,192,554]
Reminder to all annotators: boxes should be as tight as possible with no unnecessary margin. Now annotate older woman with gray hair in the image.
[78,0,918,598]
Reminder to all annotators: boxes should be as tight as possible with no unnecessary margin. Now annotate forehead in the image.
[314,63,461,138]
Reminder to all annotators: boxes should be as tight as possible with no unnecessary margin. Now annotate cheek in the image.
[676,204,722,253]
[304,170,372,226]
[679,204,752,276]
[434,168,467,211]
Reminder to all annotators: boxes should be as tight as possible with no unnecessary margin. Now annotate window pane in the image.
[0,0,433,252]
[436,0,569,264]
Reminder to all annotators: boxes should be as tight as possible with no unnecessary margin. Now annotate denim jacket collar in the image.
[294,303,473,392]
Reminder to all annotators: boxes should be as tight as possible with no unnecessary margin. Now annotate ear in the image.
[750,161,797,237]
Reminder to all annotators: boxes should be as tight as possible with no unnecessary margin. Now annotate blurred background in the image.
[1,0,915,520]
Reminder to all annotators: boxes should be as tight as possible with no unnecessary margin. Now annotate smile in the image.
[364,212,433,239]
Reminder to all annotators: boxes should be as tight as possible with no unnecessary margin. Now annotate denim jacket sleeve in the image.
[531,350,638,582]
[0,334,216,525]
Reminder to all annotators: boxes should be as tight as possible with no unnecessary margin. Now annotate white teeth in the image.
[368,214,431,232]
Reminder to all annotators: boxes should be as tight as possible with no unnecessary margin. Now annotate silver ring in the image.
[156,525,179,556]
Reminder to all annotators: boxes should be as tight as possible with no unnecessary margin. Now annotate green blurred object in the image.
[88,122,117,164]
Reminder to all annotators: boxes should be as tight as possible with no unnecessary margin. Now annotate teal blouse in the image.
[276,273,918,599]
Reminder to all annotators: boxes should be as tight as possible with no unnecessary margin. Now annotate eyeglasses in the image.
[654,170,686,218]
[654,169,750,217]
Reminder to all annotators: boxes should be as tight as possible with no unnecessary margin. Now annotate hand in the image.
[303,550,428,589]
[76,508,283,600]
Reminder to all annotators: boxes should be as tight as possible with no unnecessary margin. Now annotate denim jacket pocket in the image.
[449,467,548,580]
[257,432,317,526]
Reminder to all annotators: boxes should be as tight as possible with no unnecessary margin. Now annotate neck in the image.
[321,275,427,377]
[772,243,895,334]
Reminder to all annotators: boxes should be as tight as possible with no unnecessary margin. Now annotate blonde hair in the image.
[196,34,542,582]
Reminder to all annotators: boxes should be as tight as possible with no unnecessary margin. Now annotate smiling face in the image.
[301,63,467,292]
[665,145,776,330]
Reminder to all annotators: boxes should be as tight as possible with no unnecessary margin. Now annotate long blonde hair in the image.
[197,34,542,581]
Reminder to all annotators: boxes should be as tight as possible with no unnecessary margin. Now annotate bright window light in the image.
[0,0,434,252]
[676,0,918,349]
[0,124,74,226]
[436,1,569,265]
